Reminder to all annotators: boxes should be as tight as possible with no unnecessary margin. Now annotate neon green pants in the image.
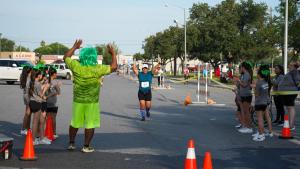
[71,102,100,129]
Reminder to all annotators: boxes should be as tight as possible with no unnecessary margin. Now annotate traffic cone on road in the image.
[207,99,216,105]
[184,95,192,106]
[44,116,55,141]
[279,114,294,139]
[20,129,37,161]
[184,139,197,169]
[203,152,213,169]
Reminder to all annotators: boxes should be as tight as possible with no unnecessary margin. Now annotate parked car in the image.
[46,63,72,80]
[0,59,34,84]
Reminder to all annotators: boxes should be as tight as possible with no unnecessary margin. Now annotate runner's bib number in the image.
[141,82,150,88]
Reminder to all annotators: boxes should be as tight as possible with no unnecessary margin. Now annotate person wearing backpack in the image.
[278,61,300,130]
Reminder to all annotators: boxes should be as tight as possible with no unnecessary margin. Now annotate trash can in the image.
[0,137,13,160]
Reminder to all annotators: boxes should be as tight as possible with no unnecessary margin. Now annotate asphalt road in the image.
[0,74,299,169]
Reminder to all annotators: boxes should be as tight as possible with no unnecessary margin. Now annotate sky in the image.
[0,0,279,55]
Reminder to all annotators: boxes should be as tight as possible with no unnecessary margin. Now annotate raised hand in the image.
[72,39,82,50]
[107,44,115,55]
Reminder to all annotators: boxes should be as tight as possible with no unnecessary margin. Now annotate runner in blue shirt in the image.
[133,63,160,121]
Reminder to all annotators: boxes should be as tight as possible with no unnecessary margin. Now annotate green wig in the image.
[79,47,98,66]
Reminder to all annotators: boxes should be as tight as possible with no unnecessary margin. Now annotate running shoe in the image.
[141,116,145,121]
[235,124,242,128]
[252,132,259,137]
[54,134,59,139]
[20,129,27,135]
[290,126,296,131]
[67,143,76,151]
[253,134,265,142]
[238,127,253,134]
[277,121,284,126]
[265,132,274,137]
[33,138,40,146]
[81,146,95,153]
[39,138,51,145]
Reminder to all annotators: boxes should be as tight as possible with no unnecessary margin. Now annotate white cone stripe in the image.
[284,120,290,128]
[186,148,196,159]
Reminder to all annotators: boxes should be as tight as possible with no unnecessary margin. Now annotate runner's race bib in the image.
[141,82,150,88]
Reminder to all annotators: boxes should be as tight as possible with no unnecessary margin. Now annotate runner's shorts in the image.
[240,96,252,103]
[281,94,297,106]
[41,102,47,112]
[138,91,152,101]
[71,102,100,129]
[47,107,58,113]
[29,100,42,113]
[255,105,268,111]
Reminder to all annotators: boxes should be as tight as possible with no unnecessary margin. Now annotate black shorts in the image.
[41,102,47,112]
[281,94,297,106]
[255,105,268,111]
[138,91,152,101]
[29,100,42,113]
[240,96,252,103]
[47,107,58,113]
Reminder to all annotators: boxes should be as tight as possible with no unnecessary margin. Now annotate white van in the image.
[46,63,72,80]
[0,59,34,84]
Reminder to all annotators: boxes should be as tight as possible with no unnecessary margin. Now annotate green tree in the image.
[189,0,278,66]
[0,38,15,51]
[34,42,69,55]
[275,0,300,61]
[97,42,120,65]
[133,52,145,61]
[14,45,30,52]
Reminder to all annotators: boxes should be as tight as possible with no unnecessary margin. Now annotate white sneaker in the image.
[252,132,259,137]
[235,124,242,128]
[265,131,274,137]
[54,134,59,139]
[33,138,40,145]
[20,129,27,135]
[253,134,265,141]
[238,128,253,134]
[290,126,296,131]
[39,138,51,145]
[44,137,52,142]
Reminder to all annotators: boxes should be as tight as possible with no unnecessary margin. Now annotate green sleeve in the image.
[97,65,111,77]
[65,57,80,72]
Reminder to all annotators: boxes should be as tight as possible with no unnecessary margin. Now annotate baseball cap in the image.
[142,64,149,69]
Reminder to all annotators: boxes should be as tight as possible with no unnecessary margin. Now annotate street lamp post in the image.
[165,4,187,70]
[183,8,187,70]
[284,0,288,74]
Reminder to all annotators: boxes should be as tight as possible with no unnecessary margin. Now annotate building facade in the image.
[0,52,36,64]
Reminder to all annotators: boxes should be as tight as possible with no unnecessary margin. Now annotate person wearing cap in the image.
[133,62,160,121]
[63,39,117,153]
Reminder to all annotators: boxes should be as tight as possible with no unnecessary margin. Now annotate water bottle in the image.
[4,149,9,160]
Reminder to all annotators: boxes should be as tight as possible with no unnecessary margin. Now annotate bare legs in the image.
[287,106,296,128]
[69,126,94,147]
[22,106,31,130]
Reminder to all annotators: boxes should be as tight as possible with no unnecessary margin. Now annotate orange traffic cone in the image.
[20,129,37,161]
[207,99,216,105]
[184,139,197,169]
[203,152,213,169]
[184,95,192,106]
[44,116,55,141]
[279,114,294,139]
